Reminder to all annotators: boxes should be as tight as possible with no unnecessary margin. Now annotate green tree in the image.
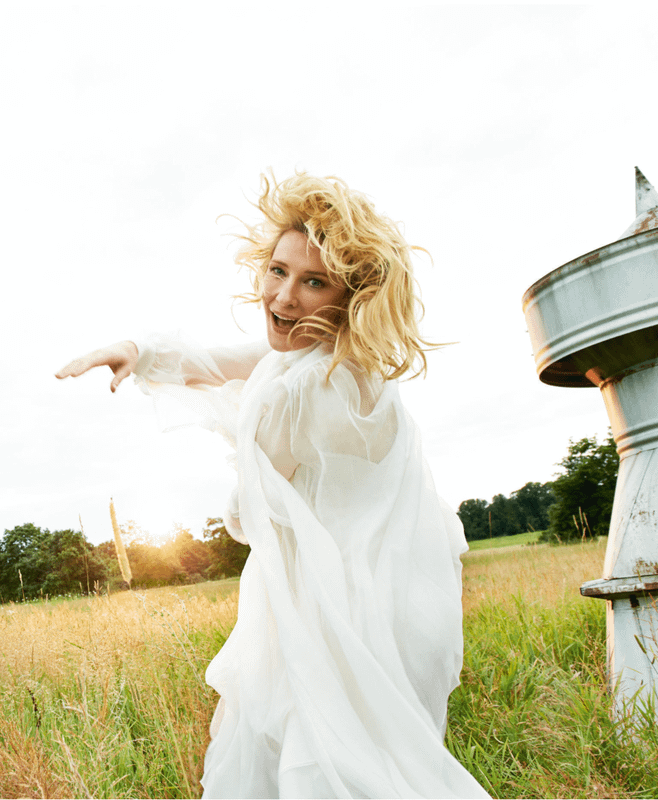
[0,524,107,601]
[489,493,522,538]
[511,481,554,532]
[42,528,107,596]
[203,518,250,578]
[543,433,619,543]
[93,540,123,586]
[0,523,50,601]
[457,499,490,541]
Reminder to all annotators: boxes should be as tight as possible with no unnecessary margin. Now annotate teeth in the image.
[273,312,298,328]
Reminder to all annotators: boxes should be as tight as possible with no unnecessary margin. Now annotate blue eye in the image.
[309,279,324,288]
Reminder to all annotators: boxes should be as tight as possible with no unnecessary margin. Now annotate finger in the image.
[55,357,92,379]
[110,363,132,393]
[55,350,108,379]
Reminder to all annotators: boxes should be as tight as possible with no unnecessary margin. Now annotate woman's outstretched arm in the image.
[56,337,271,393]
[133,335,270,386]
[55,340,138,393]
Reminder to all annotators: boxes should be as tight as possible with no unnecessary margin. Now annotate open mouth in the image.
[272,312,299,330]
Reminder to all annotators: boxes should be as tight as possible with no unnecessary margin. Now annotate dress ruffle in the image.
[134,336,488,799]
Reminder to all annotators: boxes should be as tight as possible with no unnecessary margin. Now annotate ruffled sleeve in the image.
[134,332,270,387]
[132,332,269,444]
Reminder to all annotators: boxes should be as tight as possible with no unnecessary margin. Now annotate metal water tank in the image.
[522,168,658,718]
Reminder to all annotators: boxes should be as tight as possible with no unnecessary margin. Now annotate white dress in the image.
[134,334,489,800]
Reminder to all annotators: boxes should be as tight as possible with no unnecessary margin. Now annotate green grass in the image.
[450,539,658,798]
[1,548,656,797]
[0,578,240,798]
[467,530,542,552]
[448,594,658,798]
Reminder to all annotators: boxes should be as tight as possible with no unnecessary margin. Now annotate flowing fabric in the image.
[134,334,488,800]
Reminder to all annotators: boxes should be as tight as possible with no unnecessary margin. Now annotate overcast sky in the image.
[2,3,657,545]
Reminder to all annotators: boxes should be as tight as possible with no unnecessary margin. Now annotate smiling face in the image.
[263,229,347,352]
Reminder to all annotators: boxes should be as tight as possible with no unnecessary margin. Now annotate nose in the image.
[276,277,298,308]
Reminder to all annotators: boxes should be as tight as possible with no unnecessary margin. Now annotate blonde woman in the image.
[56,173,489,799]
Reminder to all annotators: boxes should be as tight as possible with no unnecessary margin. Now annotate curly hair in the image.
[232,171,439,380]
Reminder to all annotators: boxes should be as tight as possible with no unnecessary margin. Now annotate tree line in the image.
[457,482,554,541]
[457,433,619,543]
[0,432,620,602]
[0,518,249,603]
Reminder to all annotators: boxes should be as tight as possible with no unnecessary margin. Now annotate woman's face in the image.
[263,229,346,352]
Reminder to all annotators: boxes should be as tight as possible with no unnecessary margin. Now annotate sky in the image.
[2,2,657,545]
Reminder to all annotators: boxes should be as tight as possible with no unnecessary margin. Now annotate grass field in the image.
[467,530,542,552]
[1,538,657,798]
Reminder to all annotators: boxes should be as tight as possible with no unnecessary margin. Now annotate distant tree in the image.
[457,499,490,541]
[42,528,107,596]
[0,524,107,601]
[511,481,554,532]
[203,518,250,578]
[126,542,185,587]
[543,433,619,543]
[162,525,213,582]
[489,493,522,538]
[179,538,213,581]
[93,540,123,585]
[0,523,50,601]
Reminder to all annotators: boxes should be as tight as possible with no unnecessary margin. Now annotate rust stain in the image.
[581,581,658,598]
[630,208,658,236]
[600,357,658,387]
[523,247,605,304]
[580,573,658,598]
[580,250,602,266]
[523,264,568,301]
[634,558,658,576]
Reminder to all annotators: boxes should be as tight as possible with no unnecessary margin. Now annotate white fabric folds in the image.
[134,334,488,800]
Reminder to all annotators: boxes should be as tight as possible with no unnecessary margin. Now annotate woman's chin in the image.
[267,328,298,352]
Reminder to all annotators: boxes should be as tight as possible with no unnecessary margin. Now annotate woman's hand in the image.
[55,341,139,393]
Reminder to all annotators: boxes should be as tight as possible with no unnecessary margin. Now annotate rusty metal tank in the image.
[522,167,658,718]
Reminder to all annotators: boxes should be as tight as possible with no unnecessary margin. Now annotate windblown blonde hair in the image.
[234,171,439,380]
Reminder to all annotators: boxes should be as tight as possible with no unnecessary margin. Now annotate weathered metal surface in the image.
[634,167,658,216]
[606,595,658,719]
[599,359,658,456]
[522,230,658,387]
[522,167,658,720]
[581,575,658,599]
[615,167,658,240]
[592,360,658,583]
[619,207,658,240]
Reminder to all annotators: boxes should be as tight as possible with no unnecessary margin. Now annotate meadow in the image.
[466,530,541,552]
[1,538,656,799]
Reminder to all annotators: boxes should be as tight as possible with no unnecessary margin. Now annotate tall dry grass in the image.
[462,537,608,614]
[453,539,658,799]
[0,540,655,798]
[0,580,239,799]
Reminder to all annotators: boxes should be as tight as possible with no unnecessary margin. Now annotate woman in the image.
[56,173,489,799]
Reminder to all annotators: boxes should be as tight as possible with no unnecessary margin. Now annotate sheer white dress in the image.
[133,334,488,800]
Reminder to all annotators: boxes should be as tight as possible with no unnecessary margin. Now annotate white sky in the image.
[2,2,657,545]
